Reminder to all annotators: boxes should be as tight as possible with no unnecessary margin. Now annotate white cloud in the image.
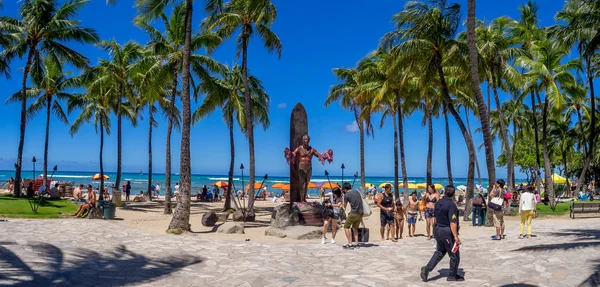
[277,103,287,109]
[345,121,359,133]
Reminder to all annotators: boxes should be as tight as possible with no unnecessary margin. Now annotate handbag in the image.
[488,196,504,211]
[361,196,372,217]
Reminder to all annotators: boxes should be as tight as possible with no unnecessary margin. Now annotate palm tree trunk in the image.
[392,109,399,199]
[225,112,235,211]
[465,107,482,186]
[147,106,153,201]
[426,111,433,187]
[577,59,596,194]
[241,27,256,216]
[353,108,366,192]
[165,66,178,215]
[575,109,589,195]
[541,98,554,204]
[491,70,514,193]
[444,105,453,186]
[99,117,105,201]
[43,96,51,187]
[512,125,518,188]
[168,0,193,232]
[563,150,570,192]
[14,46,35,197]
[116,87,122,190]
[467,0,495,190]
[397,97,409,203]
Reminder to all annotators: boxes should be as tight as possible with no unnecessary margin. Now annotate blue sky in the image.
[0,0,570,178]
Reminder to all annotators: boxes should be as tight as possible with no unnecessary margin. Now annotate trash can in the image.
[101,201,116,219]
[112,188,122,207]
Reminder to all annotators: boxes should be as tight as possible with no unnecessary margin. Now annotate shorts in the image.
[344,212,364,229]
[425,208,435,219]
[380,210,394,226]
[408,211,418,225]
[493,210,504,227]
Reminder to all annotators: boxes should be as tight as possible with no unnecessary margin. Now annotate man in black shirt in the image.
[420,185,463,282]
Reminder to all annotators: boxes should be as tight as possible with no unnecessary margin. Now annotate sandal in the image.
[491,236,501,241]
[343,244,354,249]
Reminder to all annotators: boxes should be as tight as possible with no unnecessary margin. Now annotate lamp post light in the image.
[32,157,37,182]
[341,163,345,185]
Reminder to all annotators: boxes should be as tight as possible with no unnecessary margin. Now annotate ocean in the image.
[0,170,525,196]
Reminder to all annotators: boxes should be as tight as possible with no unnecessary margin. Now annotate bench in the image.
[570,201,600,219]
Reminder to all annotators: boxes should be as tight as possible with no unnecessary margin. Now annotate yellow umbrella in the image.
[365,183,375,188]
[398,183,419,189]
[416,183,427,189]
[379,182,392,188]
[434,184,444,190]
[552,173,567,184]
[92,173,109,180]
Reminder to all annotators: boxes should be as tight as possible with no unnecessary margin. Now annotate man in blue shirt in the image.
[420,185,463,282]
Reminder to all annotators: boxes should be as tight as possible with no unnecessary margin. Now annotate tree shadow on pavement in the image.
[578,259,600,287]
[0,241,202,287]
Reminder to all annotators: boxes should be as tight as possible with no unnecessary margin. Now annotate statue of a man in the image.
[285,135,333,201]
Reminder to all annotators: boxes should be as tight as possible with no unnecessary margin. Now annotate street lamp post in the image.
[341,163,345,185]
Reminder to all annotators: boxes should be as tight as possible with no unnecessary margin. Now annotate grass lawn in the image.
[0,194,78,218]
[535,202,571,217]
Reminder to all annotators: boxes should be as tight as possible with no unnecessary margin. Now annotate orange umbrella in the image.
[92,173,109,180]
[272,183,286,189]
[212,181,228,188]
[245,182,265,190]
[280,184,291,191]
[321,183,340,190]
[308,182,318,189]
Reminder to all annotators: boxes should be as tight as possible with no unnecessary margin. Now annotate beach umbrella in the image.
[379,182,392,188]
[92,174,109,180]
[399,183,420,189]
[552,173,567,184]
[280,184,291,191]
[272,183,286,189]
[321,183,340,190]
[365,183,374,188]
[416,183,427,189]
[245,182,264,190]
[212,181,228,188]
[308,182,318,189]
[434,184,444,190]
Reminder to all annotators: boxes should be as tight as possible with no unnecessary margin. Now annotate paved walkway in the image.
[1,218,599,287]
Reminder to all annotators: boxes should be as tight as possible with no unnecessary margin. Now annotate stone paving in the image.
[1,218,599,287]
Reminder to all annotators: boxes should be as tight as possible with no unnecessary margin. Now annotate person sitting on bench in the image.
[72,185,96,217]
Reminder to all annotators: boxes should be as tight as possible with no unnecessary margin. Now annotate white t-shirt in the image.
[519,192,537,212]
[156,185,161,192]
[174,185,179,194]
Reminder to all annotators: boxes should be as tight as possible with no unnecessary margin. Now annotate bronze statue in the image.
[285,135,333,201]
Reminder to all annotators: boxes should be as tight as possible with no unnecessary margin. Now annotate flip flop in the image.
[491,236,501,241]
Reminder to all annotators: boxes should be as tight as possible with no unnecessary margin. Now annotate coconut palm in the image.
[549,116,577,192]
[68,71,113,200]
[6,56,71,187]
[515,36,579,206]
[466,0,496,190]
[94,40,143,193]
[193,65,270,210]
[0,0,98,196]
[136,3,222,213]
[552,0,599,194]
[383,0,476,217]
[203,0,282,215]
[326,67,374,195]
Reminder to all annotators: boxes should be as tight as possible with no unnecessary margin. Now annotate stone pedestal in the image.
[271,203,300,228]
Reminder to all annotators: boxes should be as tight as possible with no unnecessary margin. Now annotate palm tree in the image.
[471,17,515,193]
[552,0,599,194]
[6,56,71,187]
[326,67,374,195]
[193,65,270,210]
[466,0,496,190]
[515,36,579,206]
[0,0,98,196]
[136,3,222,213]
[203,0,282,216]
[68,71,113,200]
[94,40,143,193]
[549,116,576,192]
[383,0,476,218]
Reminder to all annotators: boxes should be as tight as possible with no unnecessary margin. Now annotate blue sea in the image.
[0,170,526,196]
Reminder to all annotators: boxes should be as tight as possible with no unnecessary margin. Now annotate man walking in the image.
[342,182,363,249]
[420,185,463,282]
